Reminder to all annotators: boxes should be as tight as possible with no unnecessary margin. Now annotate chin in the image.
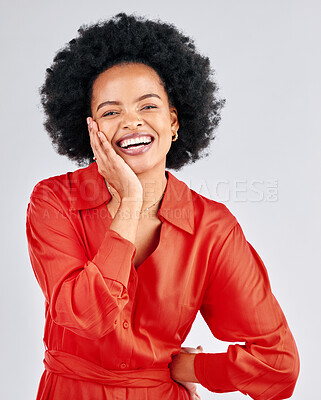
[130,163,154,175]
[127,158,163,176]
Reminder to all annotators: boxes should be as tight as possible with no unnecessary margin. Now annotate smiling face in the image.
[90,63,179,175]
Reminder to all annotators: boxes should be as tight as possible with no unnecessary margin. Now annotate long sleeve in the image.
[194,222,299,400]
[26,181,136,340]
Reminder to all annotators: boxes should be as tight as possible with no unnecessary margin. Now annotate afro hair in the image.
[41,12,224,170]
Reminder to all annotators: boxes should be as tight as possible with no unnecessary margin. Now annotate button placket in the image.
[116,292,133,372]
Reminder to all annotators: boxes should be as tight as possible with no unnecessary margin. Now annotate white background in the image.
[1,1,320,399]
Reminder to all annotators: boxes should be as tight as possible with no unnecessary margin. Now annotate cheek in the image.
[147,113,172,134]
[96,120,117,142]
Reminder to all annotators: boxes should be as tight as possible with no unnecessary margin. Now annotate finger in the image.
[88,120,113,155]
[181,347,195,353]
[87,129,99,161]
[90,128,103,158]
[181,346,203,354]
[87,117,98,153]
[93,132,110,165]
[97,130,110,148]
[86,119,114,175]
[89,121,108,158]
[87,117,96,137]
[96,129,116,157]
[86,116,92,129]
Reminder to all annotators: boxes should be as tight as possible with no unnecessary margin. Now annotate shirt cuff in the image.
[92,229,136,286]
[194,352,236,393]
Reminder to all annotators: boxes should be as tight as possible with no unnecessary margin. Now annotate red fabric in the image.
[44,350,171,387]
[194,353,234,393]
[26,162,299,400]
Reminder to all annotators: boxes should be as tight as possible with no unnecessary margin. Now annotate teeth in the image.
[119,136,152,148]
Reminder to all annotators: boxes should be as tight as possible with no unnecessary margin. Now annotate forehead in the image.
[91,63,166,100]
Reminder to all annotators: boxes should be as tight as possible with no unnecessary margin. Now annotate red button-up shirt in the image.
[26,162,299,400]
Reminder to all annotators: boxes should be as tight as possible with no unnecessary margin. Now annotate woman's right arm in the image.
[26,184,140,341]
[26,120,143,341]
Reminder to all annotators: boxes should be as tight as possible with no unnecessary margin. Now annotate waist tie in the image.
[44,350,172,388]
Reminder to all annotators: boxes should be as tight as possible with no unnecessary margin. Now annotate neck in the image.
[135,165,168,210]
[106,161,168,216]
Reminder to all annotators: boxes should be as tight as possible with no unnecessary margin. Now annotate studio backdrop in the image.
[1,1,320,399]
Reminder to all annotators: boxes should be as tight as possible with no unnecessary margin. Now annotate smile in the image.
[118,137,154,156]
[118,136,153,149]
[116,132,155,156]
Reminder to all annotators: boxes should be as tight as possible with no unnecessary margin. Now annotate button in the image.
[123,321,129,329]
[120,362,127,369]
[114,320,117,325]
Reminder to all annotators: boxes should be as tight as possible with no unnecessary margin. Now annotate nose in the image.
[122,110,143,130]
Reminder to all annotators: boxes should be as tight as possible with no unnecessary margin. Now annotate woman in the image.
[26,13,299,400]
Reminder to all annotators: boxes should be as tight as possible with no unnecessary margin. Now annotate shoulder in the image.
[166,171,238,241]
[191,189,238,240]
[28,162,107,214]
[29,170,74,210]
[28,164,95,210]
[192,189,237,225]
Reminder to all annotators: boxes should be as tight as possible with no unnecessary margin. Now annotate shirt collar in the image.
[69,162,194,235]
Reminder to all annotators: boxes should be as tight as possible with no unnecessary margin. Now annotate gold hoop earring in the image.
[172,130,178,142]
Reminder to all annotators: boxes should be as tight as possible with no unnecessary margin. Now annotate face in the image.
[90,63,179,175]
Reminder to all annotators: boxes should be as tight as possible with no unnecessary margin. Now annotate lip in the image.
[116,132,155,146]
[117,139,154,156]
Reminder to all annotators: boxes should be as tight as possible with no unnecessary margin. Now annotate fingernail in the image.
[97,131,102,139]
[86,117,91,125]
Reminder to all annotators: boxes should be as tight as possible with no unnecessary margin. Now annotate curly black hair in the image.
[41,13,224,170]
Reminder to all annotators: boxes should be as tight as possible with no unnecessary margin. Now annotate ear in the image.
[169,107,179,132]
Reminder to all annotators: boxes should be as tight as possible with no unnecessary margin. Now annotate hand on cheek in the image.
[86,117,143,200]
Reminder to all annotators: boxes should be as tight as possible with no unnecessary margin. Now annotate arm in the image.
[26,183,140,340]
[26,119,143,340]
[194,223,300,399]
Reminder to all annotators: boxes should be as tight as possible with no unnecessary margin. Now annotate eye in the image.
[102,111,119,117]
[141,105,157,110]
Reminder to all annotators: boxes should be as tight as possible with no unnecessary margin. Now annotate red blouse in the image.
[26,162,299,400]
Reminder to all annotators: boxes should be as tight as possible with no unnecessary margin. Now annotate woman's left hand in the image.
[169,345,203,400]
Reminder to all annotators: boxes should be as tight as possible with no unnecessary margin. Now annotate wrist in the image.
[104,178,143,203]
[169,353,198,383]
[120,196,143,208]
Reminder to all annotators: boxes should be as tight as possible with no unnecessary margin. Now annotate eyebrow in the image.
[96,93,162,112]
